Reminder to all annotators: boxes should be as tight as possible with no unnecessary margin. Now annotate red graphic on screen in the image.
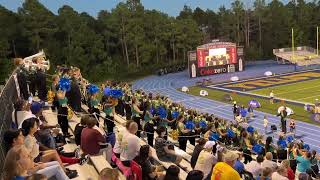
[197,49,205,67]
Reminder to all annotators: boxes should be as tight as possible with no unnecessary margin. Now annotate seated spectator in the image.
[154,126,183,165]
[233,152,245,175]
[21,118,86,174]
[245,155,264,177]
[2,129,78,178]
[3,145,72,180]
[12,99,35,128]
[30,101,59,149]
[113,120,140,166]
[211,151,241,180]
[256,167,272,180]
[81,117,110,159]
[99,168,119,180]
[163,165,180,180]
[186,170,204,180]
[3,129,24,153]
[262,152,278,171]
[194,141,217,179]
[190,138,206,169]
[75,116,87,146]
[281,160,295,180]
[271,166,289,180]
[134,145,164,180]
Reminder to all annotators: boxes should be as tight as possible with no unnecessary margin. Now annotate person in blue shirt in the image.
[233,153,245,175]
[293,148,312,174]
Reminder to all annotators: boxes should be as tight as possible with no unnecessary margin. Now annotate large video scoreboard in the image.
[189,41,244,78]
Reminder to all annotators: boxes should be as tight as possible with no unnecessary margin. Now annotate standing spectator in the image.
[56,90,71,137]
[113,121,140,167]
[281,160,295,180]
[277,107,288,134]
[190,138,206,169]
[271,166,289,180]
[14,58,30,100]
[66,68,82,112]
[263,115,268,134]
[289,119,296,135]
[186,170,204,180]
[245,155,264,177]
[211,151,241,180]
[131,97,143,137]
[293,148,312,176]
[51,75,59,112]
[177,115,190,151]
[269,90,274,104]
[163,165,180,180]
[194,141,217,179]
[233,101,239,120]
[262,152,278,171]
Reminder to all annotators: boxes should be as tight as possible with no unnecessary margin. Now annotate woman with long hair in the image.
[163,165,180,180]
[134,145,164,180]
[3,145,70,180]
[21,118,86,178]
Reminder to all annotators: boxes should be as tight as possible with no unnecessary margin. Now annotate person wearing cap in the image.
[194,140,217,179]
[211,151,241,180]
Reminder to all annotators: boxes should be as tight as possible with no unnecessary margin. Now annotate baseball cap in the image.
[204,141,216,149]
[31,101,44,115]
[223,151,238,162]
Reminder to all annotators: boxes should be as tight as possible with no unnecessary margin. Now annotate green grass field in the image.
[250,79,320,103]
[187,86,320,126]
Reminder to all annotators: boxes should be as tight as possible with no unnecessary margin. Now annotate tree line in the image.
[0,0,320,83]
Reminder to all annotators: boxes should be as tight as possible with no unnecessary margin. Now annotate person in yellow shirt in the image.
[211,151,241,180]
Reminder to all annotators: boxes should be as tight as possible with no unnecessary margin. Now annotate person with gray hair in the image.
[262,152,278,171]
[272,165,289,180]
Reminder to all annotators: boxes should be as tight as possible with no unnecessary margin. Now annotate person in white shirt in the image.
[114,120,140,166]
[12,99,36,128]
[263,115,268,134]
[262,152,278,171]
[269,90,274,104]
[245,155,264,177]
[194,141,218,179]
[271,165,289,180]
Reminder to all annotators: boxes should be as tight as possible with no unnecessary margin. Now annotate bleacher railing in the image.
[0,68,19,176]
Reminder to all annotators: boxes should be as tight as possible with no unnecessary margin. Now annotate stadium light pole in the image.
[292,28,295,62]
[317,26,319,56]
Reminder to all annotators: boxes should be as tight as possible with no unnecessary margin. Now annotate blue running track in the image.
[133,61,320,152]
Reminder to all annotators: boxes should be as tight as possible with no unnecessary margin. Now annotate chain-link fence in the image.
[0,69,18,176]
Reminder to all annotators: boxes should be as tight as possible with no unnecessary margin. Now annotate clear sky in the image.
[0,0,293,17]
